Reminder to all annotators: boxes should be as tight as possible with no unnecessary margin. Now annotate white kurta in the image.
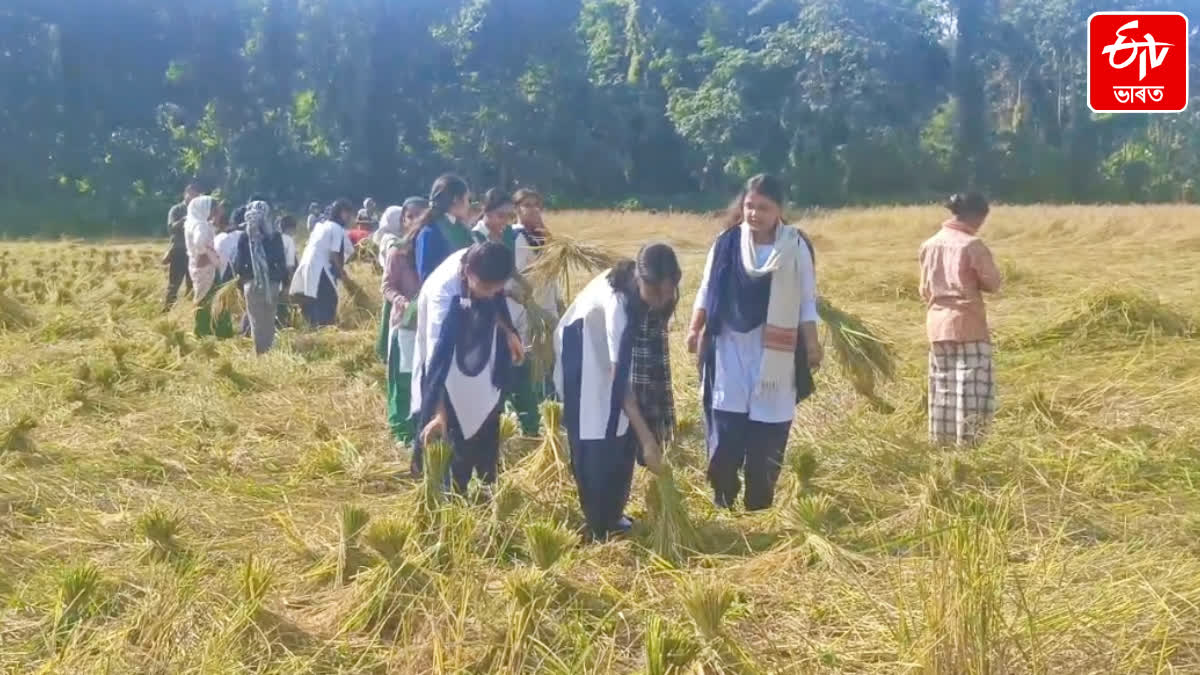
[692,237,819,424]
[282,233,297,269]
[410,249,503,439]
[214,230,243,278]
[184,218,218,299]
[289,220,353,299]
[553,272,630,441]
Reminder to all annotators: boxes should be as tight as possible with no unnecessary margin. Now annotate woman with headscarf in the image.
[290,199,356,327]
[234,201,288,354]
[378,198,430,444]
[184,195,222,337]
[375,198,428,361]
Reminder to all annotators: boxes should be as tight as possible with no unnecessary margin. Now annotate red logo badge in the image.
[1088,12,1189,113]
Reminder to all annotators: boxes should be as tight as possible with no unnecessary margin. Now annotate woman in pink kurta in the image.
[919,192,1002,447]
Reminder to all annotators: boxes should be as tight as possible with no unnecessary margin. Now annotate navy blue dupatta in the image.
[418,276,514,436]
[699,226,817,451]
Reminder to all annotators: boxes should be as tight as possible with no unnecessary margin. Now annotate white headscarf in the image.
[184,196,218,298]
[375,206,405,268]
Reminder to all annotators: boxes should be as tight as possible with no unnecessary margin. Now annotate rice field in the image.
[2,204,1200,674]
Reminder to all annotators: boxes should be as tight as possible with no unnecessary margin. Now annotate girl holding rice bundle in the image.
[686,174,822,512]
[290,199,356,327]
[919,192,1001,447]
[412,242,526,492]
[378,197,429,445]
[554,244,676,540]
[233,201,288,354]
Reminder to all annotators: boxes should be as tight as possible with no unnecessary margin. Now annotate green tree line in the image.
[1,0,1197,236]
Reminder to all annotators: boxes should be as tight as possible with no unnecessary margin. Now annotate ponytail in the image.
[419,173,470,231]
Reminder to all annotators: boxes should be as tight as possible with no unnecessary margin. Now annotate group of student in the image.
[163,172,1002,541]
[165,187,300,352]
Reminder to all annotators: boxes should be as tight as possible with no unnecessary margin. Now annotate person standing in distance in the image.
[163,182,203,311]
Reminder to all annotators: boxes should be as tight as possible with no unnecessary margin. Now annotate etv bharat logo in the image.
[1088,12,1189,113]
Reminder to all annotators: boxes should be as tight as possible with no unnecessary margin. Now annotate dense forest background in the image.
[1,0,1198,236]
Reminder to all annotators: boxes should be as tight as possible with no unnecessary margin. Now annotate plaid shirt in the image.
[631,313,675,445]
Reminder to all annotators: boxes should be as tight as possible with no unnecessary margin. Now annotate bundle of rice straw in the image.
[509,271,559,384]
[337,270,380,329]
[210,280,245,326]
[645,460,703,565]
[1008,287,1195,348]
[0,292,36,331]
[515,400,571,485]
[522,236,617,298]
[420,440,454,513]
[816,297,896,400]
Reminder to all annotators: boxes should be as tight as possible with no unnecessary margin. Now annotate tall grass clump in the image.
[49,562,106,648]
[336,504,371,585]
[523,521,577,570]
[135,507,185,563]
[680,577,760,673]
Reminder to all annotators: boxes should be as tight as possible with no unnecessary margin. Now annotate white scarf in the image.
[739,221,804,395]
[375,206,405,268]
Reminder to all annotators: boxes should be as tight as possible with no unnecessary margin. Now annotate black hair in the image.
[327,198,355,227]
[608,242,682,317]
[278,215,297,233]
[483,188,514,214]
[418,173,470,230]
[946,192,990,219]
[231,205,248,227]
[249,194,266,204]
[463,241,515,284]
[723,173,788,229]
[185,181,206,195]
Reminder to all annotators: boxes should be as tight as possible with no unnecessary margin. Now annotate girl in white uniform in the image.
[290,199,356,327]
[553,243,678,540]
[412,242,525,492]
[686,174,823,511]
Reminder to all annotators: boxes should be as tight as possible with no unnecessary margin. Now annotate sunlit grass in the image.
[1,204,1199,672]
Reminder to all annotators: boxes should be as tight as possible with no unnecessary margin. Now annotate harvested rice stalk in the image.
[515,400,571,486]
[1,414,37,454]
[421,440,454,513]
[498,409,522,447]
[0,292,35,331]
[645,461,703,565]
[1009,288,1196,348]
[817,296,896,400]
[510,271,559,384]
[522,236,617,298]
[210,279,245,326]
[337,270,380,329]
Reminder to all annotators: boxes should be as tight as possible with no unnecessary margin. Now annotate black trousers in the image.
[163,249,192,311]
[707,410,791,511]
[413,396,500,494]
[569,433,636,538]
